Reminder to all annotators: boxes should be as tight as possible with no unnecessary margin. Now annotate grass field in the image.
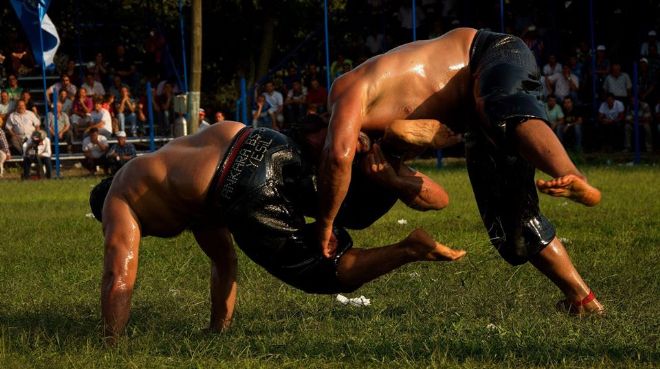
[0,163,658,368]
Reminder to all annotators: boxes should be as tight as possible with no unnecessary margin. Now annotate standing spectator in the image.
[542,54,562,77]
[88,97,113,138]
[598,93,625,151]
[262,81,284,130]
[48,101,73,153]
[5,100,40,154]
[306,79,328,114]
[252,94,272,128]
[81,127,109,175]
[640,30,660,57]
[5,74,22,101]
[22,130,51,179]
[214,111,225,124]
[70,87,94,136]
[638,58,657,104]
[284,80,307,125]
[20,90,38,117]
[46,75,77,105]
[198,109,210,130]
[106,131,137,173]
[547,65,580,102]
[624,96,653,153]
[0,129,10,177]
[556,96,583,151]
[116,86,137,136]
[545,95,564,131]
[0,91,16,124]
[81,72,106,99]
[603,63,632,103]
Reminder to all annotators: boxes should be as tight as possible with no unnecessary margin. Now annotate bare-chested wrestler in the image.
[90,121,466,343]
[318,27,604,315]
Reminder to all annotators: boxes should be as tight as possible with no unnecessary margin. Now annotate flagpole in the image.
[38,1,58,178]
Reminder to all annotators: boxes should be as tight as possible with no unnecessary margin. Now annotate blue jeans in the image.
[118,112,138,135]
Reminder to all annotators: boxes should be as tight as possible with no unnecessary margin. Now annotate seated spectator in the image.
[306,79,328,114]
[22,130,51,179]
[598,93,625,151]
[70,87,94,136]
[262,81,284,130]
[87,97,113,138]
[136,100,148,134]
[108,75,127,102]
[330,54,352,82]
[640,30,660,57]
[214,111,225,124]
[106,131,137,174]
[566,55,584,81]
[542,54,562,77]
[81,72,106,99]
[198,108,210,130]
[116,86,137,136]
[624,96,653,153]
[603,63,632,103]
[0,91,16,124]
[58,90,73,115]
[9,39,34,76]
[544,94,564,131]
[556,96,583,151]
[20,90,38,117]
[547,65,579,102]
[63,59,82,87]
[594,45,610,86]
[5,74,22,101]
[284,80,307,125]
[302,63,322,87]
[638,58,657,104]
[46,74,77,106]
[282,65,301,93]
[252,94,273,128]
[0,129,10,177]
[81,127,109,175]
[90,52,109,86]
[48,101,73,153]
[334,62,353,80]
[5,99,40,155]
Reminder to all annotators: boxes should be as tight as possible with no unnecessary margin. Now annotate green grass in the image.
[0,164,658,368]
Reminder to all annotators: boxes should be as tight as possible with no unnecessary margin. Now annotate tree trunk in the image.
[188,0,202,134]
[256,16,275,86]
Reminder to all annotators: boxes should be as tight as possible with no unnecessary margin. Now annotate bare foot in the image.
[536,174,601,206]
[405,228,466,262]
[556,297,605,317]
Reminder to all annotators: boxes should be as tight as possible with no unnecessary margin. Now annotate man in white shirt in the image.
[547,65,579,102]
[6,100,40,154]
[262,81,284,130]
[22,130,52,179]
[603,63,632,102]
[598,93,625,151]
[82,127,109,174]
[81,72,106,98]
[88,98,113,138]
[542,54,562,77]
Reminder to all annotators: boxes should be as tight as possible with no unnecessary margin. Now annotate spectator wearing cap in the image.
[603,63,632,103]
[22,130,51,179]
[640,30,660,57]
[107,131,136,173]
[81,127,109,175]
[638,58,657,104]
[594,45,610,87]
[0,129,10,177]
[198,108,210,130]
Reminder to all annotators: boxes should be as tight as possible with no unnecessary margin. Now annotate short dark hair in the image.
[89,127,99,134]
[89,176,114,222]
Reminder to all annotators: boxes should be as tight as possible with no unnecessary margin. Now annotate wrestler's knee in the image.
[490,215,556,266]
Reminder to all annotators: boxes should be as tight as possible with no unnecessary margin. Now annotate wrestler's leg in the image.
[336,228,465,288]
[530,237,604,315]
[514,119,601,206]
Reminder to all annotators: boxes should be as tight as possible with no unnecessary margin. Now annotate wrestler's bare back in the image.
[329,27,477,132]
[105,122,246,237]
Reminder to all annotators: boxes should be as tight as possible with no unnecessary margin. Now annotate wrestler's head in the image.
[89,176,114,222]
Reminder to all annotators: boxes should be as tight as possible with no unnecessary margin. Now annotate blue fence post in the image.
[500,0,505,33]
[52,88,60,178]
[412,0,417,41]
[589,0,598,116]
[235,99,241,122]
[178,0,189,93]
[632,62,640,164]
[240,78,248,124]
[323,0,331,88]
[146,82,156,152]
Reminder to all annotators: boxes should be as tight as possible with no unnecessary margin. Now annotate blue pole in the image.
[146,82,156,152]
[589,0,598,116]
[632,62,640,164]
[37,3,51,142]
[500,0,505,33]
[412,0,417,41]
[52,88,60,178]
[323,0,331,88]
[240,78,248,124]
[235,100,241,122]
[178,0,189,93]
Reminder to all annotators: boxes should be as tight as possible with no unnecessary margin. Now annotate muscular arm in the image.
[193,227,237,332]
[318,97,362,257]
[101,197,141,345]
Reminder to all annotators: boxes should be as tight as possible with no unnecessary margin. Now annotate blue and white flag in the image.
[10,0,60,69]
